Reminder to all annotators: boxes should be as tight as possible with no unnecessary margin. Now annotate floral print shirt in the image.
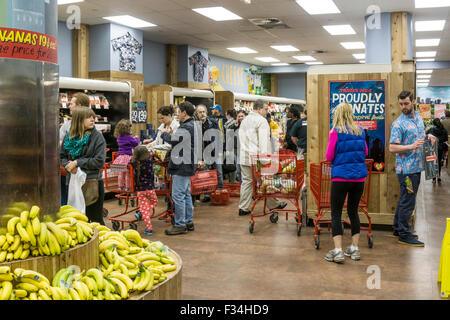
[389,111,425,174]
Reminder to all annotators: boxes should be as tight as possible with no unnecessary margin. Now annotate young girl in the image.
[131,146,158,235]
[113,119,139,191]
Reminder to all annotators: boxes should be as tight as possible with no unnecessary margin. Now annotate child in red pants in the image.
[130,146,158,235]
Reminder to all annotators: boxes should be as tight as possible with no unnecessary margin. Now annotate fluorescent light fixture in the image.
[305,61,324,65]
[292,55,316,61]
[416,39,440,47]
[417,81,430,84]
[227,47,257,54]
[323,25,356,35]
[417,83,429,87]
[270,45,299,52]
[58,0,84,4]
[352,53,365,59]
[359,60,366,63]
[415,0,450,8]
[415,20,446,31]
[416,51,437,57]
[340,41,365,49]
[271,63,290,66]
[103,15,156,28]
[416,69,433,74]
[255,57,280,63]
[416,58,435,62]
[417,75,432,79]
[295,0,341,14]
[192,7,242,21]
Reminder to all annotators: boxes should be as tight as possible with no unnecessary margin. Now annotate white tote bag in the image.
[67,168,87,213]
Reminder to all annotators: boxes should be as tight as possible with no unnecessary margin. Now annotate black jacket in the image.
[161,117,196,177]
[427,125,449,151]
[61,127,107,180]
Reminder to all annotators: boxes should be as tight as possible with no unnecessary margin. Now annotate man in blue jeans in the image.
[389,91,436,247]
[161,102,197,235]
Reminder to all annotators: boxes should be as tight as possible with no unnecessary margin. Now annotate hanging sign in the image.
[419,104,432,119]
[132,102,147,124]
[0,27,57,64]
[329,80,387,173]
[434,104,446,119]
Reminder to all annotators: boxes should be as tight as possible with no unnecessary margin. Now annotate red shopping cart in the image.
[309,159,374,250]
[190,169,218,195]
[248,152,305,236]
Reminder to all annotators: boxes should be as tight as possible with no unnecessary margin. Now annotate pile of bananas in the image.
[0,204,94,262]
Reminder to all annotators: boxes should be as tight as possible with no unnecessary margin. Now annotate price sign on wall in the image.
[131,102,147,123]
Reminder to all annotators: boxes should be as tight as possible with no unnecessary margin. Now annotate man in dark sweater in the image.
[161,101,197,235]
[290,104,307,157]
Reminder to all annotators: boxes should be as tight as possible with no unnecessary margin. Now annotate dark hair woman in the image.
[143,105,179,151]
[426,118,448,182]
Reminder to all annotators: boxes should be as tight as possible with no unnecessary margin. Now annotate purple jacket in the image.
[117,134,139,155]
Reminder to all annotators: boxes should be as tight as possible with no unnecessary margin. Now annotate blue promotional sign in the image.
[329,80,387,173]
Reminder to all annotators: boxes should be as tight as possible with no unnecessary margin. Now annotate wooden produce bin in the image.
[306,62,415,226]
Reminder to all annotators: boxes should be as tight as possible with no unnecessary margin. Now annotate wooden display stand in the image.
[0,228,99,281]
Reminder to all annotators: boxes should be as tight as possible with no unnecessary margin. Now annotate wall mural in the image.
[111,32,142,72]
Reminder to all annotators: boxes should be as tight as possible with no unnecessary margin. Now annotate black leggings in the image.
[331,181,364,237]
[85,180,105,225]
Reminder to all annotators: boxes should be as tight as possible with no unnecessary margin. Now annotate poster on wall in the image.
[434,104,447,119]
[131,102,147,124]
[329,80,386,173]
[419,104,432,119]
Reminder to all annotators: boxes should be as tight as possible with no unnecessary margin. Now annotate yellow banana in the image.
[86,269,105,290]
[2,241,9,251]
[25,222,37,247]
[69,288,81,300]
[136,252,160,262]
[29,292,38,300]
[9,235,21,252]
[5,233,14,244]
[108,276,129,299]
[6,252,14,261]
[118,264,129,277]
[145,270,155,291]
[6,217,20,235]
[57,223,76,232]
[31,217,41,235]
[61,212,88,222]
[124,255,140,266]
[19,211,29,227]
[104,247,115,264]
[161,256,175,265]
[0,273,13,281]
[0,228,6,235]
[127,268,139,279]
[142,239,151,248]
[136,268,152,291]
[0,235,6,247]
[99,239,129,252]
[0,281,13,300]
[16,223,30,242]
[49,286,62,300]
[101,232,129,247]
[104,284,113,300]
[128,246,143,254]
[17,269,50,284]
[117,249,129,257]
[38,289,52,300]
[103,263,114,277]
[142,260,162,267]
[122,229,144,247]
[120,257,135,269]
[16,282,39,292]
[13,289,28,298]
[55,217,77,226]
[0,266,10,274]
[60,205,75,212]
[0,251,6,262]
[11,202,30,212]
[20,249,30,260]
[100,253,110,269]
[39,222,48,245]
[81,276,98,296]
[75,224,84,243]
[31,249,39,257]
[23,243,30,250]
[42,215,54,223]
[13,243,23,260]
[46,222,66,247]
[109,271,133,292]
[47,231,61,255]
[29,206,40,219]
[94,225,110,232]
[158,264,177,272]
[73,281,88,300]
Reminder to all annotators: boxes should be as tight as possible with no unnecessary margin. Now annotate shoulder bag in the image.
[82,171,101,207]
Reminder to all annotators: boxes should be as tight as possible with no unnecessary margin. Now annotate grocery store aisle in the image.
[103,171,449,300]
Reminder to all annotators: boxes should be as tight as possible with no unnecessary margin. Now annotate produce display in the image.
[0,205,178,300]
[255,158,298,195]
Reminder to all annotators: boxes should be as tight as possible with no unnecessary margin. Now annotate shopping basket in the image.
[248,153,305,236]
[190,169,218,195]
[211,188,230,205]
[223,182,241,197]
[309,159,374,249]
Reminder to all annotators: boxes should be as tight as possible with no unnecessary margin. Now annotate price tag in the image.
[132,102,147,123]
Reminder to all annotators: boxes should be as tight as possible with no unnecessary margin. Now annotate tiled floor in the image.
[103,170,450,300]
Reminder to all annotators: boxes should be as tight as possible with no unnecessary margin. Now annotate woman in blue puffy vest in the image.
[324,103,368,264]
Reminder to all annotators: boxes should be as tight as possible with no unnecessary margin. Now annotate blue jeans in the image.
[393,173,421,240]
[171,175,194,228]
[206,163,223,189]
[61,175,68,206]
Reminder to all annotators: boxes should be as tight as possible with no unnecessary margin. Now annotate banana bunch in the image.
[0,205,94,263]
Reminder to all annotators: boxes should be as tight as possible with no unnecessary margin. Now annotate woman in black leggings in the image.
[324,103,368,264]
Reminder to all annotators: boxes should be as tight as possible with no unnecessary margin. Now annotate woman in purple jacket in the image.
[324,103,368,264]
[113,119,140,191]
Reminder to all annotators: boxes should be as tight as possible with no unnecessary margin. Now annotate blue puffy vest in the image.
[331,127,368,180]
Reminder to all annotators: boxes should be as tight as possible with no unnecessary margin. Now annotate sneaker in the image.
[186,223,195,231]
[392,231,419,239]
[324,249,345,263]
[398,237,425,247]
[239,209,251,216]
[202,196,211,203]
[271,202,288,211]
[144,228,152,236]
[432,178,436,183]
[344,246,361,261]
[165,226,188,235]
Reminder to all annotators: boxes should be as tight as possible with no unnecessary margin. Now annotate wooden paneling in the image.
[166,45,178,86]
[144,85,172,128]
[177,82,211,90]
[72,24,90,79]
[214,91,235,115]
[391,12,410,71]
[271,74,278,97]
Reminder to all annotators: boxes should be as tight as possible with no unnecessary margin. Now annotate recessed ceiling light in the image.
[305,61,324,65]
[323,25,356,35]
[353,53,365,59]
[415,0,450,8]
[227,47,258,54]
[295,0,341,14]
[58,0,84,4]
[416,58,435,62]
[416,51,437,57]
[192,7,242,21]
[340,42,365,49]
[271,63,290,66]
[103,15,156,28]
[417,83,429,87]
[417,80,430,83]
[415,20,446,31]
[417,75,432,79]
[270,45,299,52]
[255,57,280,63]
[416,69,433,74]
[293,55,316,61]
[416,39,440,47]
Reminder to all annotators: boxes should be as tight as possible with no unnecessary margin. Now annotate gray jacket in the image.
[60,127,106,180]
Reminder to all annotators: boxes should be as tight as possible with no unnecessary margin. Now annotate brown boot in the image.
[165,226,188,235]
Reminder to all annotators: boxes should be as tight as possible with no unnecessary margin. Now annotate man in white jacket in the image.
[238,99,287,216]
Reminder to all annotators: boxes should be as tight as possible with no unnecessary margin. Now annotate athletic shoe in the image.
[165,226,188,235]
[144,228,152,236]
[186,223,195,231]
[324,249,345,263]
[239,209,251,216]
[271,202,288,211]
[398,237,424,247]
[343,246,361,261]
[392,231,418,239]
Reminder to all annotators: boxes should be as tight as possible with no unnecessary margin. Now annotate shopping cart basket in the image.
[190,169,218,195]
[309,159,374,249]
[248,153,305,236]
[223,182,241,197]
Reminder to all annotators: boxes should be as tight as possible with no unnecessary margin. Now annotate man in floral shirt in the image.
[389,91,436,247]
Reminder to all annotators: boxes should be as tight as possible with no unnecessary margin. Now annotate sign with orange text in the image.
[0,27,57,64]
[419,104,431,119]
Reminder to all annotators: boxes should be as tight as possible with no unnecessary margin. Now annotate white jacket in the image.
[239,111,272,166]
[147,119,180,151]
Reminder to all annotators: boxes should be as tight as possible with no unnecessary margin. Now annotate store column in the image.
[0,0,60,215]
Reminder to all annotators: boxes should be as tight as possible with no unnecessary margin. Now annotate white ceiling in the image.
[58,0,450,84]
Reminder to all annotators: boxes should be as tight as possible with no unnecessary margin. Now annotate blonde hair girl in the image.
[332,103,362,136]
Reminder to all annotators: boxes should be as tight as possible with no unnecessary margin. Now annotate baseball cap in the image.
[210,105,222,112]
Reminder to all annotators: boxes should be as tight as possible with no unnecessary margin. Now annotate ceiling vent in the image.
[248,17,289,29]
